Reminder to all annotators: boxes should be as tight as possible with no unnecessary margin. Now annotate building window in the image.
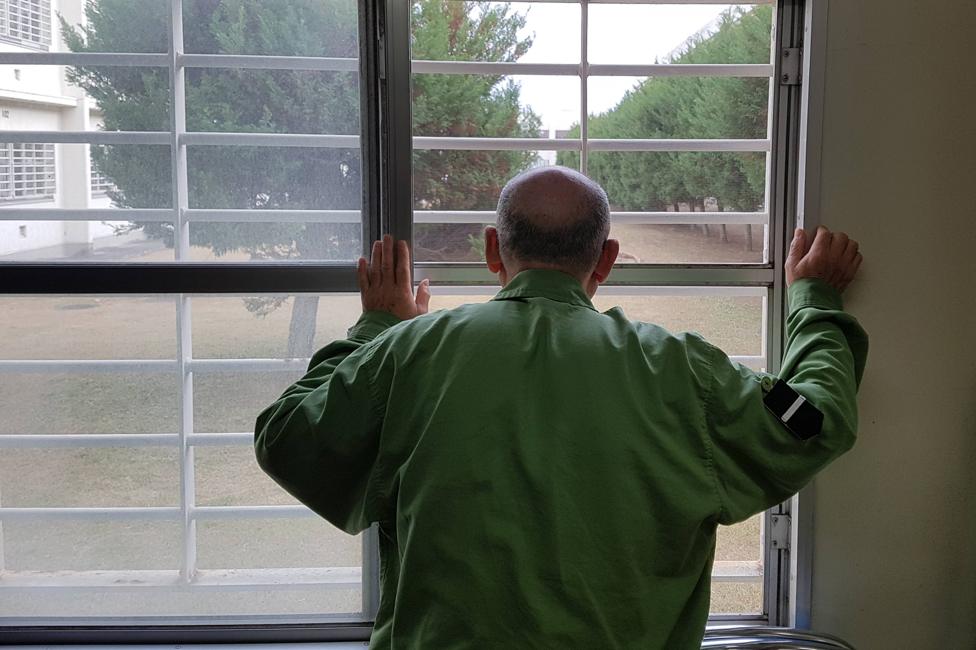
[0,0,818,642]
[0,142,55,201]
[0,0,52,50]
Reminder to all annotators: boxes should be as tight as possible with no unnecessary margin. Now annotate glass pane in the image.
[0,294,367,622]
[197,519,360,571]
[58,0,168,54]
[414,75,579,139]
[0,448,179,507]
[182,0,359,57]
[411,1,580,64]
[1,521,182,571]
[588,4,774,65]
[191,294,361,359]
[588,76,770,140]
[195,446,299,507]
[609,224,765,265]
[710,582,763,615]
[187,69,360,135]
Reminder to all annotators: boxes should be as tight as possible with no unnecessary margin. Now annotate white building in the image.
[0,0,120,258]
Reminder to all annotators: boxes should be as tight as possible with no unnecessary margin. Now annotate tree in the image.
[558,5,773,245]
[64,0,540,354]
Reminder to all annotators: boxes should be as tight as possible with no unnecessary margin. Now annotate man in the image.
[255,166,867,648]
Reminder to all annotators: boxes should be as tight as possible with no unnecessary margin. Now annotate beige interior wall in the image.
[809,1,976,647]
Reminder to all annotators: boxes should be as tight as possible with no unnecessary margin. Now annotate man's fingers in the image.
[357,257,369,292]
[415,279,431,314]
[808,225,833,257]
[381,234,394,282]
[396,239,412,289]
[843,238,859,264]
[369,240,382,286]
[829,231,849,262]
[786,228,807,264]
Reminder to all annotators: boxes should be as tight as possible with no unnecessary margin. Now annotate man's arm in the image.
[700,227,868,525]
[254,235,430,533]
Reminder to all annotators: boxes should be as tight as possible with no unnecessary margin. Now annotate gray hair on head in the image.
[495,166,611,277]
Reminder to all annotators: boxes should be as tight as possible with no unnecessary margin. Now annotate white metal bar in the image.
[413,210,769,225]
[413,136,579,151]
[0,434,178,448]
[410,61,774,78]
[580,0,589,174]
[186,432,253,446]
[180,54,358,72]
[0,131,168,145]
[711,560,763,583]
[412,60,579,75]
[187,358,308,373]
[0,432,253,448]
[185,209,360,223]
[589,63,774,77]
[0,504,315,522]
[0,208,174,222]
[587,138,771,152]
[0,507,180,521]
[191,505,315,521]
[0,567,361,591]
[0,359,177,373]
[0,52,169,66]
[181,132,359,148]
[176,295,197,583]
[169,0,190,259]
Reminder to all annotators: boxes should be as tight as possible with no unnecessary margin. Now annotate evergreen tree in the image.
[64,0,540,353]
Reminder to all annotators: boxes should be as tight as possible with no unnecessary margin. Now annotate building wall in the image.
[809,1,976,647]
[0,0,123,257]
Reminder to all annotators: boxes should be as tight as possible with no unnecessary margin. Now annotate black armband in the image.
[763,379,823,440]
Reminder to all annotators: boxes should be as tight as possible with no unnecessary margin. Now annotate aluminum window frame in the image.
[0,0,821,643]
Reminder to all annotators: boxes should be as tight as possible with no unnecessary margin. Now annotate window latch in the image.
[769,514,791,551]
[780,48,802,86]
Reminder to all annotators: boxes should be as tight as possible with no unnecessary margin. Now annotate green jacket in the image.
[255,270,868,649]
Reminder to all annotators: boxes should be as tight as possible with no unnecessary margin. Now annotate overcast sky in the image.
[499,3,738,130]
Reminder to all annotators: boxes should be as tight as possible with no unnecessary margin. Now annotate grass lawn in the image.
[0,224,766,617]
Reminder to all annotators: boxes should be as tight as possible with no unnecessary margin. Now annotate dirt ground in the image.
[0,224,767,617]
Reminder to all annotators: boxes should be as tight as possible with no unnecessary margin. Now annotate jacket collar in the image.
[491,269,597,311]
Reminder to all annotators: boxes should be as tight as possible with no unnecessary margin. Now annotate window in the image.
[89,154,112,195]
[0,0,820,642]
[0,142,56,201]
[0,0,52,49]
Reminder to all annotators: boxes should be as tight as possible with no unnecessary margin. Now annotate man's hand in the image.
[785,226,862,292]
[358,234,431,320]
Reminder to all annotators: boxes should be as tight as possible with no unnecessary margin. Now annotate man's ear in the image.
[592,238,619,283]
[484,226,505,274]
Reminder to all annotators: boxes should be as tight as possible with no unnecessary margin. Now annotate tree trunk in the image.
[287,295,320,358]
[746,224,754,252]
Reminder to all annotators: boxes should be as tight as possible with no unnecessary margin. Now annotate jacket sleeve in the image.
[254,310,401,534]
[701,278,869,525]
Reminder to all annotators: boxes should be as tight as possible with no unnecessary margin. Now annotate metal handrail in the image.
[702,627,855,650]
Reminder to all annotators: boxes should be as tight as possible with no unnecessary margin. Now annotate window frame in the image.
[0,0,823,643]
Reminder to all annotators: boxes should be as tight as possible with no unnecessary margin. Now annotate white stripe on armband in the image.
[781,394,807,423]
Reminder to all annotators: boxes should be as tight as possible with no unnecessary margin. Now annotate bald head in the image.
[496,166,611,278]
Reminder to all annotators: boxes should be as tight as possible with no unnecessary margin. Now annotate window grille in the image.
[0,142,55,201]
[0,0,52,49]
